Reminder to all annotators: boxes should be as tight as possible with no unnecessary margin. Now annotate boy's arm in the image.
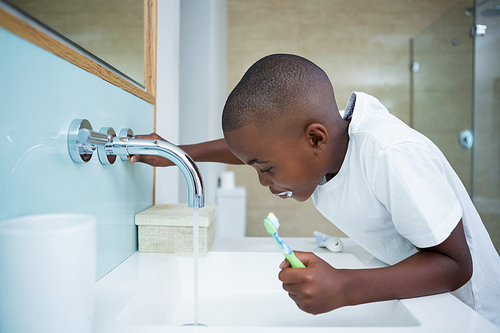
[128,134,243,166]
[279,219,472,315]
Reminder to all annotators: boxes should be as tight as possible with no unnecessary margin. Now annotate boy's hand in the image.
[278,221,472,316]
[278,252,350,314]
[128,133,176,167]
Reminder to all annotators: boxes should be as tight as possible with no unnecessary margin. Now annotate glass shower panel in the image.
[473,0,500,253]
[411,0,474,193]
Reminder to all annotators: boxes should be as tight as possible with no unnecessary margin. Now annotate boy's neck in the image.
[324,119,351,182]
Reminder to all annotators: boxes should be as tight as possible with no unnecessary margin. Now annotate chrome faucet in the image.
[68,119,204,208]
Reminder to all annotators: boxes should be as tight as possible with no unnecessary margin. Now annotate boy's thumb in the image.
[279,251,315,269]
[279,259,291,269]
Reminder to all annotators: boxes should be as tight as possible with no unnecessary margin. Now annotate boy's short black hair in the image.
[222,54,333,133]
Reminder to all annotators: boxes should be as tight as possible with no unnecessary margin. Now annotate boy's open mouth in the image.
[275,191,293,199]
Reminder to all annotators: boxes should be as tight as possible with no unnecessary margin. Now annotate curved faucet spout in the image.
[110,137,204,208]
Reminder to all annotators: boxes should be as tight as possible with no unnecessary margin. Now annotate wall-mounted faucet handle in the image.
[68,119,115,163]
[77,128,109,146]
[97,127,117,165]
[68,119,103,163]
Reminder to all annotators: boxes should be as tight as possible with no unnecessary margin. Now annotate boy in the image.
[131,54,500,326]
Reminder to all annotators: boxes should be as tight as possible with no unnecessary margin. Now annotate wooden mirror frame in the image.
[0,0,157,105]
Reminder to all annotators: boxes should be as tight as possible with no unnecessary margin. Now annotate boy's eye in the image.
[260,167,272,173]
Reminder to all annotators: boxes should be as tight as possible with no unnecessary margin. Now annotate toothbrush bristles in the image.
[267,213,280,229]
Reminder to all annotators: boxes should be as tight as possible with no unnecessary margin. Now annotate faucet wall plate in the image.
[118,128,134,161]
[68,119,110,163]
[68,119,94,163]
[98,127,117,165]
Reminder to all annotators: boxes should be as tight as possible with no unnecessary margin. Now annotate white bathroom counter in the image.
[93,237,500,332]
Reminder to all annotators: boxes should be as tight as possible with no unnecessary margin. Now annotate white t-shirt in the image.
[312,92,500,326]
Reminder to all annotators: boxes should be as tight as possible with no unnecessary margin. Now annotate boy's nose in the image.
[257,171,273,187]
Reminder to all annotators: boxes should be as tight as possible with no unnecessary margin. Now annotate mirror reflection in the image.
[8,0,145,86]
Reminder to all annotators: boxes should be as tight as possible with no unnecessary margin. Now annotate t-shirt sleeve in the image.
[373,142,463,248]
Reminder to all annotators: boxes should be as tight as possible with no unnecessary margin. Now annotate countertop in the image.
[93,237,500,332]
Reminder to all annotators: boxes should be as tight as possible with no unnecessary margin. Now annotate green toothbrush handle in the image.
[285,253,306,268]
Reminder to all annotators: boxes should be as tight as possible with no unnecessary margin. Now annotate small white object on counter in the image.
[324,236,344,252]
[313,230,344,252]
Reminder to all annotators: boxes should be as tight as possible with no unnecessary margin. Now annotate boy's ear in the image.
[304,123,328,154]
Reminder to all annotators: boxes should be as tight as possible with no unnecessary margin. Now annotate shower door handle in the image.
[459,129,474,149]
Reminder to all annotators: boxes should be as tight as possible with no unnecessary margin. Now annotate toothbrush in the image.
[264,213,306,268]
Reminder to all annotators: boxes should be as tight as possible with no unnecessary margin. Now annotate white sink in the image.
[93,238,500,333]
[116,252,418,327]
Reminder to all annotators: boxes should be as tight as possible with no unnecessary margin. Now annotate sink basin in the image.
[93,238,500,332]
[116,252,418,327]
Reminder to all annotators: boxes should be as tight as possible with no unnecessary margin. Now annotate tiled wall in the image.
[473,4,500,253]
[0,27,154,279]
[412,0,473,194]
[227,0,464,237]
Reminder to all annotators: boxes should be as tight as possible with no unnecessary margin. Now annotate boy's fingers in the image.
[282,282,301,295]
[279,267,307,283]
[134,133,166,141]
[128,155,143,164]
[128,154,172,167]
[294,251,314,264]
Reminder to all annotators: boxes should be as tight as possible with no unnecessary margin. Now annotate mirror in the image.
[7,0,145,86]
